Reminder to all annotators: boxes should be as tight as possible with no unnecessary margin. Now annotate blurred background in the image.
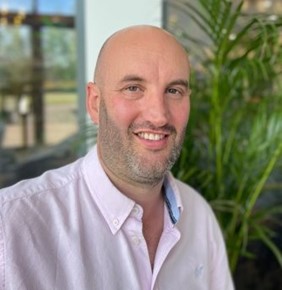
[0,0,77,186]
[0,0,281,289]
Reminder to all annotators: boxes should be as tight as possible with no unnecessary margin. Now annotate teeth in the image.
[138,132,165,141]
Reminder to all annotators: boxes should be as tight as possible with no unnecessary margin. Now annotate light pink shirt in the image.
[0,146,234,290]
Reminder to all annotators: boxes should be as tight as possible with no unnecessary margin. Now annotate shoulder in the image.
[170,175,226,246]
[172,176,212,212]
[0,157,84,207]
[169,175,220,228]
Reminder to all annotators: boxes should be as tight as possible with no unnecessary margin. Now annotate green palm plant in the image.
[167,0,282,272]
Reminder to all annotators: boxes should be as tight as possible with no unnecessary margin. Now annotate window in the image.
[0,0,77,188]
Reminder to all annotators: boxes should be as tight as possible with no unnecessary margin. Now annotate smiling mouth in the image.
[137,132,167,141]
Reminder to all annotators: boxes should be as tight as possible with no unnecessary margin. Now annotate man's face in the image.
[89,28,191,186]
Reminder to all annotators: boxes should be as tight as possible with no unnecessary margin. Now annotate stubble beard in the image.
[98,99,186,186]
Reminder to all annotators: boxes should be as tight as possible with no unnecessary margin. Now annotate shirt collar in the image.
[83,145,135,235]
[83,145,183,234]
[163,172,183,224]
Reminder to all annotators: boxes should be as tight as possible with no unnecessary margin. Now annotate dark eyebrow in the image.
[120,74,145,83]
[168,79,189,89]
[119,75,189,89]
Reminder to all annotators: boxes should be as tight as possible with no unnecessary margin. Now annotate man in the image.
[0,25,234,289]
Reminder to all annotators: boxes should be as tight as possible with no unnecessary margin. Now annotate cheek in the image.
[109,98,139,128]
[171,100,190,129]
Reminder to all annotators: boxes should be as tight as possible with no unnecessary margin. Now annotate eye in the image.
[166,87,183,98]
[122,85,144,99]
[125,86,140,92]
[167,88,180,94]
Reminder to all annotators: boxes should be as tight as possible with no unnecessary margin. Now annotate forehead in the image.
[98,29,190,84]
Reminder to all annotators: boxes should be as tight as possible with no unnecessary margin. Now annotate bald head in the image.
[86,25,191,186]
[94,25,189,85]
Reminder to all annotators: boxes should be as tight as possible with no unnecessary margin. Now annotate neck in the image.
[108,165,164,208]
[99,154,165,213]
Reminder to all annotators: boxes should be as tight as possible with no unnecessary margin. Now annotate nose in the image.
[142,92,169,127]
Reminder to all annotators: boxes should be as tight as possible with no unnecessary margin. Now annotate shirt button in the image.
[132,206,139,215]
[132,235,141,246]
[112,218,119,227]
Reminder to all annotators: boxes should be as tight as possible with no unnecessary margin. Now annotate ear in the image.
[86,82,100,124]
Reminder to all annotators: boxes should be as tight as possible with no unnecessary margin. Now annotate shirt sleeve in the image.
[209,212,235,290]
[0,213,5,290]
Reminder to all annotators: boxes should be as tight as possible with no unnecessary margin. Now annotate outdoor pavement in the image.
[2,103,78,148]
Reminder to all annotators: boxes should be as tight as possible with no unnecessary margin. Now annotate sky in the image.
[0,0,76,15]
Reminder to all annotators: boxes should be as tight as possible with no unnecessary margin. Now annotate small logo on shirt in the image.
[194,264,204,278]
